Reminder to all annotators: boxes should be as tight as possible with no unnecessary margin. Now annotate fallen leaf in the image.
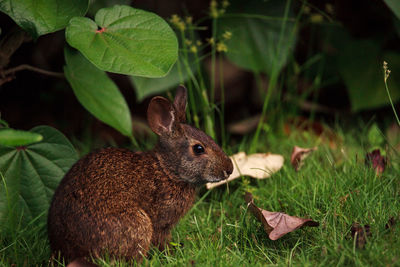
[339,194,350,205]
[284,117,341,149]
[244,192,319,240]
[206,152,284,189]
[228,114,262,135]
[290,146,317,171]
[385,216,397,230]
[350,223,371,249]
[365,149,386,175]
[339,189,360,206]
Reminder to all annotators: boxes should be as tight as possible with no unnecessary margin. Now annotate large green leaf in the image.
[384,0,400,20]
[130,52,194,101]
[336,38,400,111]
[218,0,297,75]
[0,0,88,38]
[0,126,78,227]
[64,47,133,137]
[66,5,178,77]
[0,128,42,146]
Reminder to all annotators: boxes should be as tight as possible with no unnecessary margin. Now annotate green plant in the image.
[0,126,78,230]
[0,1,178,144]
[383,61,400,126]
[1,1,400,265]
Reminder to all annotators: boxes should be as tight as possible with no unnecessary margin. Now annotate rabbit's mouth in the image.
[223,170,230,179]
[205,171,231,183]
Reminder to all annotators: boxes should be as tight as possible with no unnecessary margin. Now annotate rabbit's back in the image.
[48,147,196,260]
[50,148,154,210]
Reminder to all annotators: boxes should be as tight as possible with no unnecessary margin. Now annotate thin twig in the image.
[2,64,65,79]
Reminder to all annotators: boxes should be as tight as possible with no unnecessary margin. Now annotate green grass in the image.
[1,128,399,266]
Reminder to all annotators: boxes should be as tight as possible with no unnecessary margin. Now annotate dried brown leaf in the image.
[206,152,284,189]
[228,114,262,135]
[385,216,397,230]
[67,257,97,267]
[350,223,371,249]
[290,146,317,171]
[245,192,319,240]
[284,117,341,149]
[365,149,386,175]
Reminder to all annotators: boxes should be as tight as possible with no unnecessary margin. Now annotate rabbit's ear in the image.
[173,85,187,123]
[147,96,178,136]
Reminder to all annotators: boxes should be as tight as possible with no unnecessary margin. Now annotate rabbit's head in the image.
[148,86,233,185]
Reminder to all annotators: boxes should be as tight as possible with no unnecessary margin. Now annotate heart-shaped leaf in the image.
[0,0,89,38]
[0,126,78,227]
[0,128,43,147]
[64,47,133,137]
[218,0,297,75]
[66,5,178,77]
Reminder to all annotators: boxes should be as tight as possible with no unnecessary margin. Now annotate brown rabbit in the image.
[47,86,233,264]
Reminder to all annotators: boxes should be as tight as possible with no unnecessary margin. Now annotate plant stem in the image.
[176,53,194,124]
[180,30,200,128]
[211,17,217,106]
[250,0,292,152]
[218,53,226,148]
[186,25,215,139]
[250,72,278,152]
[384,71,400,127]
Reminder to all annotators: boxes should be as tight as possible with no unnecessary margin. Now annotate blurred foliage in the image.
[1,0,399,136]
[333,31,400,111]
[219,0,297,76]
[384,0,400,20]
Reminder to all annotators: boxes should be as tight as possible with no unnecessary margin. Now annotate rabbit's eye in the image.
[192,144,205,155]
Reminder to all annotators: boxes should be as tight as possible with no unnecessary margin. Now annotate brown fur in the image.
[48,86,233,264]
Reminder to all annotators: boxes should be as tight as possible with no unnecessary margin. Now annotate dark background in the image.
[0,0,398,145]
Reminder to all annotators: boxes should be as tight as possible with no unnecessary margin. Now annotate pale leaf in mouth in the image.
[206,152,284,189]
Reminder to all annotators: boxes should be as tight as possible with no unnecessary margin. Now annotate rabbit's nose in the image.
[225,159,233,176]
[226,166,233,175]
